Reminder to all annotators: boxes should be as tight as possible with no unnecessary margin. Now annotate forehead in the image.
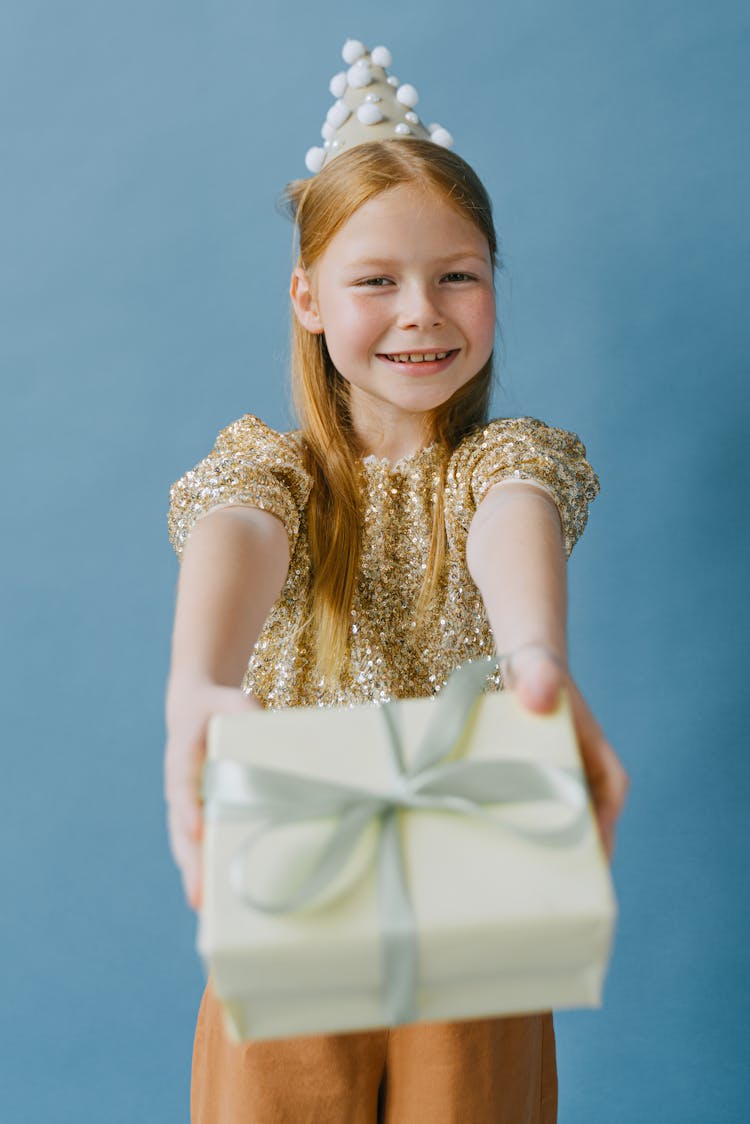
[324,184,489,264]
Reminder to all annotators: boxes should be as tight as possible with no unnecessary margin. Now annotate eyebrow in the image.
[345,252,490,268]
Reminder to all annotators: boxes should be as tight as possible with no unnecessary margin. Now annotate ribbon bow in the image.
[203,658,588,1025]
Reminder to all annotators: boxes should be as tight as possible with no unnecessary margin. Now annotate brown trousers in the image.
[191,983,557,1123]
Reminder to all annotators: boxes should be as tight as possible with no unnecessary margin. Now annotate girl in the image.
[165,42,628,1124]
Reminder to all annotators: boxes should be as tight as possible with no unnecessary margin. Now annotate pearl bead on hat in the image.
[304,40,455,174]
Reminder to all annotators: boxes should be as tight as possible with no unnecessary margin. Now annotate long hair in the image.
[281,139,499,681]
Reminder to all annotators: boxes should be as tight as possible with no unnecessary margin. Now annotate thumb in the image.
[505,649,565,714]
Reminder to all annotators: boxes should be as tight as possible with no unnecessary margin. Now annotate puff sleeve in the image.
[447,417,600,557]
[167,415,312,560]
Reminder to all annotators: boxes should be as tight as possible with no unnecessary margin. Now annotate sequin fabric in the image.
[168,415,599,708]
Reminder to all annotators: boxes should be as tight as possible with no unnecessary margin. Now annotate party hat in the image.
[304,39,454,174]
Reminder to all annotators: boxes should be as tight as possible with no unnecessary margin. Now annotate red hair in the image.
[282,139,499,681]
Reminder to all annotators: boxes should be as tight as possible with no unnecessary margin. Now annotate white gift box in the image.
[199,663,617,1041]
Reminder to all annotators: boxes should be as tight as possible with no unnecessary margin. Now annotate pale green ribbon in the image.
[203,658,589,1026]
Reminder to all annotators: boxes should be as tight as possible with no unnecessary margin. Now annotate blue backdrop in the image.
[3,2,748,1120]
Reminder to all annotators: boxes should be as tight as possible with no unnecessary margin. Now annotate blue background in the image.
[3,2,748,1120]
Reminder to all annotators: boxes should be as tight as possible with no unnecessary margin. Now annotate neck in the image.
[350,402,433,464]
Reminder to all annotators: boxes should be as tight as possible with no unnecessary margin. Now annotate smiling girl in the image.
[289,180,496,460]
[165,43,627,1124]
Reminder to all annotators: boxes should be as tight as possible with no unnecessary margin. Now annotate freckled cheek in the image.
[341,303,388,355]
[467,292,497,357]
[320,298,386,364]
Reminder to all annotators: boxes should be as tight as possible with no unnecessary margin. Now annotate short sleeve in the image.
[167,414,312,559]
[448,417,600,556]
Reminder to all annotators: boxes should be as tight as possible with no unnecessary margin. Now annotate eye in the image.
[441,272,476,283]
[355,277,394,287]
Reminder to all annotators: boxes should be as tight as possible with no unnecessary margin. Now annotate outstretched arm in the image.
[466,481,628,858]
[164,507,290,909]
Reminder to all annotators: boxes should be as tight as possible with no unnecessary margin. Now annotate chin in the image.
[396,389,460,413]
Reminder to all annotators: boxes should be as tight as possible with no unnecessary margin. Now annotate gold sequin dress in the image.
[168,413,599,1124]
[168,413,599,708]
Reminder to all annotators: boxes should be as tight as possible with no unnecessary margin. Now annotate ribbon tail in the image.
[378,810,418,1026]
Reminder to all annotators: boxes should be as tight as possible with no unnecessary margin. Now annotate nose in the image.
[396,282,445,330]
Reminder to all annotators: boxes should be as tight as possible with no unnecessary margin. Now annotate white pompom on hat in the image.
[303,40,455,174]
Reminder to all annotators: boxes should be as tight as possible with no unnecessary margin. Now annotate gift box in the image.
[199,661,617,1041]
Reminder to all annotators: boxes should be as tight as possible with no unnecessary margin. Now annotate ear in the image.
[290,266,324,335]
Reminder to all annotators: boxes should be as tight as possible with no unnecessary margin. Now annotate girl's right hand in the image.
[164,685,261,911]
[503,647,629,861]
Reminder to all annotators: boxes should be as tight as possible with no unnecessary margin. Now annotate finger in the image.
[590,741,629,820]
[168,813,202,910]
[167,805,195,866]
[188,879,202,912]
[164,734,205,791]
[168,814,204,904]
[182,849,203,912]
[583,748,628,866]
[597,817,615,862]
[170,793,204,842]
[165,747,205,814]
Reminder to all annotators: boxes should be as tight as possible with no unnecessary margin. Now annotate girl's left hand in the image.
[503,647,629,860]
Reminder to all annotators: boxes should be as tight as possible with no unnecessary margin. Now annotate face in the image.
[291,184,496,454]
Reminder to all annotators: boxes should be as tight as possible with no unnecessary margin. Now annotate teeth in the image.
[389,351,450,363]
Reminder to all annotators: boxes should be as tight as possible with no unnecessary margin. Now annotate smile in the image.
[379,349,458,364]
